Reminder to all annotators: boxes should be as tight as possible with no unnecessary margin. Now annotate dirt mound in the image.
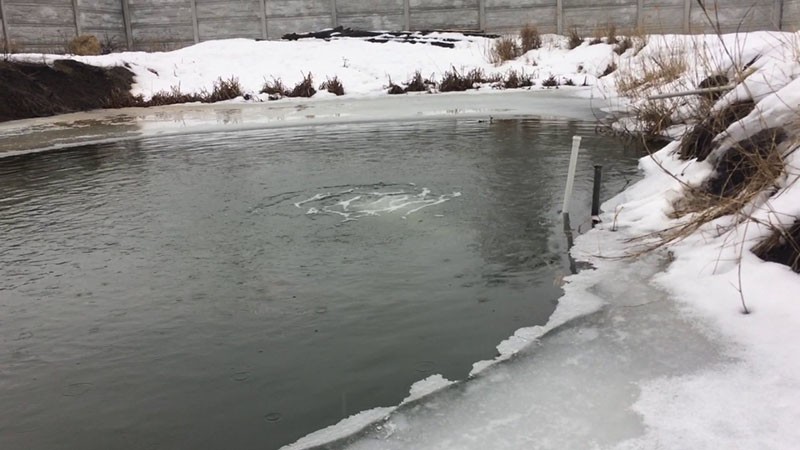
[0,59,135,122]
[281,26,497,48]
[753,219,800,273]
[679,100,756,161]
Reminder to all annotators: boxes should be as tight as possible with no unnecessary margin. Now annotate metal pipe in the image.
[647,84,735,100]
[561,135,581,215]
[563,212,577,275]
[591,165,603,227]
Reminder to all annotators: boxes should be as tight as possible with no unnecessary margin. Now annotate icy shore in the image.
[278,31,800,449]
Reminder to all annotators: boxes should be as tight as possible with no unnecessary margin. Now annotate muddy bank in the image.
[0,60,135,123]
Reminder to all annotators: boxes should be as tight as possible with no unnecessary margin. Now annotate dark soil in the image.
[697,74,730,101]
[0,59,136,122]
[281,26,497,49]
[679,100,756,161]
[704,127,786,198]
[753,219,800,273]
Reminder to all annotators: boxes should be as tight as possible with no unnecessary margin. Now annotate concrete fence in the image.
[1,0,798,52]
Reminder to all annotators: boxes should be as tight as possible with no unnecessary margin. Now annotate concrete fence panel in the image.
[786,0,800,30]
[688,0,777,32]
[2,0,800,52]
[484,0,558,34]
[639,0,685,33]
[265,0,334,39]
[78,0,126,48]
[335,0,405,31]
[195,0,262,41]
[408,0,480,31]
[4,0,75,51]
[563,0,639,34]
[128,0,194,49]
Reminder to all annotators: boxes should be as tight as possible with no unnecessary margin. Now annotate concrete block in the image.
[196,0,261,19]
[198,18,262,39]
[338,13,405,30]
[267,0,331,18]
[409,9,479,30]
[335,0,403,15]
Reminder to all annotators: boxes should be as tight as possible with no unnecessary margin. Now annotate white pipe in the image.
[647,84,735,100]
[561,135,581,214]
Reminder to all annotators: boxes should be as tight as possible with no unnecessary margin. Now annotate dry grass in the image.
[1,39,21,59]
[261,77,288,98]
[633,100,677,136]
[679,100,756,161]
[320,76,345,96]
[520,25,541,52]
[146,77,242,106]
[647,128,788,253]
[148,85,202,106]
[404,71,433,92]
[541,75,559,88]
[615,36,634,55]
[287,72,316,98]
[100,34,124,54]
[67,34,101,56]
[488,36,520,64]
[704,128,786,199]
[387,78,405,95]
[566,27,583,49]
[439,67,493,92]
[615,47,687,96]
[502,69,533,89]
[605,24,619,46]
[204,76,243,102]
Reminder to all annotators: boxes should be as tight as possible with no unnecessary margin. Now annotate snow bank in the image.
[10,33,617,102]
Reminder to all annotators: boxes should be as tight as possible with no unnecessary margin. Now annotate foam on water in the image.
[295,184,461,221]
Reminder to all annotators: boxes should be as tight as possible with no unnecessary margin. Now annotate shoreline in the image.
[0,89,607,158]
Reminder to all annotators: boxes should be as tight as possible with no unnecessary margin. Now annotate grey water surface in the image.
[0,118,641,450]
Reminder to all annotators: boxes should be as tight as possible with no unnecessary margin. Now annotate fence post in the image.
[121,0,133,49]
[556,0,563,34]
[331,0,338,28]
[683,0,691,32]
[72,0,81,36]
[403,0,410,30]
[478,0,485,31]
[260,0,268,39]
[773,0,784,30]
[190,0,199,43]
[0,0,9,50]
[636,0,644,29]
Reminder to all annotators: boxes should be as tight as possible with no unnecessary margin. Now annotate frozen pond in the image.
[0,111,642,449]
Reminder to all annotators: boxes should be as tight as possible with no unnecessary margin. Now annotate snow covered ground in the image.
[5,29,800,449]
[10,32,613,101]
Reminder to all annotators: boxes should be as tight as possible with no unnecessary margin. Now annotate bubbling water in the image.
[294,183,461,221]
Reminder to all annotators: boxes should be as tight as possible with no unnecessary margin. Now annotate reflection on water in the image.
[0,118,641,450]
